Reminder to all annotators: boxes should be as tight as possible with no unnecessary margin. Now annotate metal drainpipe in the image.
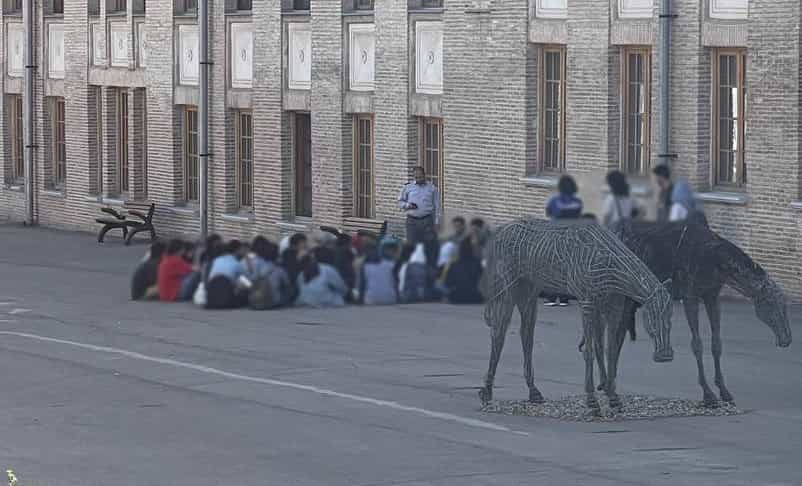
[658,0,674,167]
[23,0,35,225]
[198,0,209,240]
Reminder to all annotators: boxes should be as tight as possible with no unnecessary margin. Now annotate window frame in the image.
[51,98,67,188]
[293,112,312,218]
[93,86,104,195]
[711,48,746,188]
[116,89,130,195]
[419,117,444,202]
[538,45,567,173]
[3,0,22,13]
[353,114,375,219]
[183,106,199,202]
[8,95,24,183]
[235,110,254,209]
[107,0,126,14]
[355,0,374,10]
[620,46,652,176]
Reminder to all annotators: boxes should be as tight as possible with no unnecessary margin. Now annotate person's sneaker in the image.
[558,299,569,307]
[544,299,558,307]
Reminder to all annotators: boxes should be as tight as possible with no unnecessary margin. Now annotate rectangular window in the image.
[4,0,22,12]
[107,0,126,13]
[539,46,566,172]
[51,98,66,187]
[8,95,24,182]
[237,0,251,9]
[353,115,374,218]
[713,49,746,187]
[93,87,104,194]
[355,0,374,9]
[184,106,199,201]
[236,111,253,208]
[420,117,444,198]
[116,89,129,194]
[177,0,196,13]
[292,0,310,10]
[50,0,64,14]
[294,113,312,217]
[621,47,651,175]
[89,0,100,15]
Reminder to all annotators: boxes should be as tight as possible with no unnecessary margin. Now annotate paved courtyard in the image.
[0,224,800,486]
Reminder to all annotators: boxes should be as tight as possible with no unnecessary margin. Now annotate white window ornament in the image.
[6,23,24,77]
[415,21,443,95]
[230,23,253,89]
[535,0,567,20]
[618,0,653,19]
[48,23,66,79]
[110,22,129,68]
[178,24,200,86]
[349,23,375,92]
[92,23,106,66]
[137,23,147,68]
[710,0,748,20]
[288,22,311,90]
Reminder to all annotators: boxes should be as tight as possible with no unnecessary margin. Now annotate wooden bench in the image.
[319,217,388,243]
[96,201,157,245]
[342,217,388,240]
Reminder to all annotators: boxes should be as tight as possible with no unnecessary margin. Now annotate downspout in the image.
[23,0,35,225]
[658,0,673,167]
[198,0,209,240]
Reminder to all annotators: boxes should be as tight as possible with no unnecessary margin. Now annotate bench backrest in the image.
[123,201,155,221]
[342,217,387,239]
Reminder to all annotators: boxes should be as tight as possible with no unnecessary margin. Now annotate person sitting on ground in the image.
[449,216,467,243]
[177,241,203,301]
[158,239,195,302]
[398,242,439,303]
[131,241,165,301]
[295,254,349,308]
[444,238,484,304]
[544,175,583,307]
[469,218,491,260]
[602,170,639,228]
[206,240,249,309]
[359,238,400,306]
[246,236,292,309]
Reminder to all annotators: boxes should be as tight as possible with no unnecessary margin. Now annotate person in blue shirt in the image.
[544,175,583,306]
[546,175,583,219]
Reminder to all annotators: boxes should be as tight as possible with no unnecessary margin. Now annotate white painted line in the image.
[0,302,13,306]
[8,309,31,315]
[0,331,526,436]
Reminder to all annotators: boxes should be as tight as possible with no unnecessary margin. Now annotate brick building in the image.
[1,0,801,299]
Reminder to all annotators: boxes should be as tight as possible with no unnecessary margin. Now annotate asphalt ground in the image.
[0,224,800,485]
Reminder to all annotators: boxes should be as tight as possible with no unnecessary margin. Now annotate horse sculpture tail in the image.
[480,237,497,327]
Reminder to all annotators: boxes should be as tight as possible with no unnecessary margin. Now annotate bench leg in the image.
[125,225,150,246]
[149,227,156,242]
[98,224,118,243]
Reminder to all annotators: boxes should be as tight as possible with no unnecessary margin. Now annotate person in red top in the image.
[158,239,195,302]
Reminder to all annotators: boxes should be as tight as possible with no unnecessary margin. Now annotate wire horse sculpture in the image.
[480,218,674,413]
[585,213,792,407]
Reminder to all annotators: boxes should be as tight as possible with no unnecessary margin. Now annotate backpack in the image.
[248,268,277,310]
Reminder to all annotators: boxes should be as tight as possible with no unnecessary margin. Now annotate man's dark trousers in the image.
[406,215,438,267]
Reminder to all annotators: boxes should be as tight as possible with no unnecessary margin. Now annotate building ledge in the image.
[168,206,198,217]
[222,213,254,223]
[696,191,749,206]
[520,175,558,189]
[791,201,802,211]
[4,184,25,193]
[41,189,66,198]
[276,220,310,233]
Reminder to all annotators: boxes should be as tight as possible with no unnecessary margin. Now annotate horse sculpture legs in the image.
[704,294,734,404]
[480,282,545,405]
[479,289,514,405]
[579,301,601,412]
[683,297,718,407]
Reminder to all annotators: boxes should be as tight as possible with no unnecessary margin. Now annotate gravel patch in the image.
[481,395,744,422]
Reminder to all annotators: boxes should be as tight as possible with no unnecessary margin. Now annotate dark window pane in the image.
[293,0,309,9]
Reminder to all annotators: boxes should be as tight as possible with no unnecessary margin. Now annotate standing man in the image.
[652,164,698,222]
[398,166,441,267]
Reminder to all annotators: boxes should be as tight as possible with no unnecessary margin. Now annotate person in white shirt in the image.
[601,170,639,228]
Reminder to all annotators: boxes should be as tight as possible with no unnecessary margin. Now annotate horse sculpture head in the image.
[640,279,675,362]
[753,278,792,348]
